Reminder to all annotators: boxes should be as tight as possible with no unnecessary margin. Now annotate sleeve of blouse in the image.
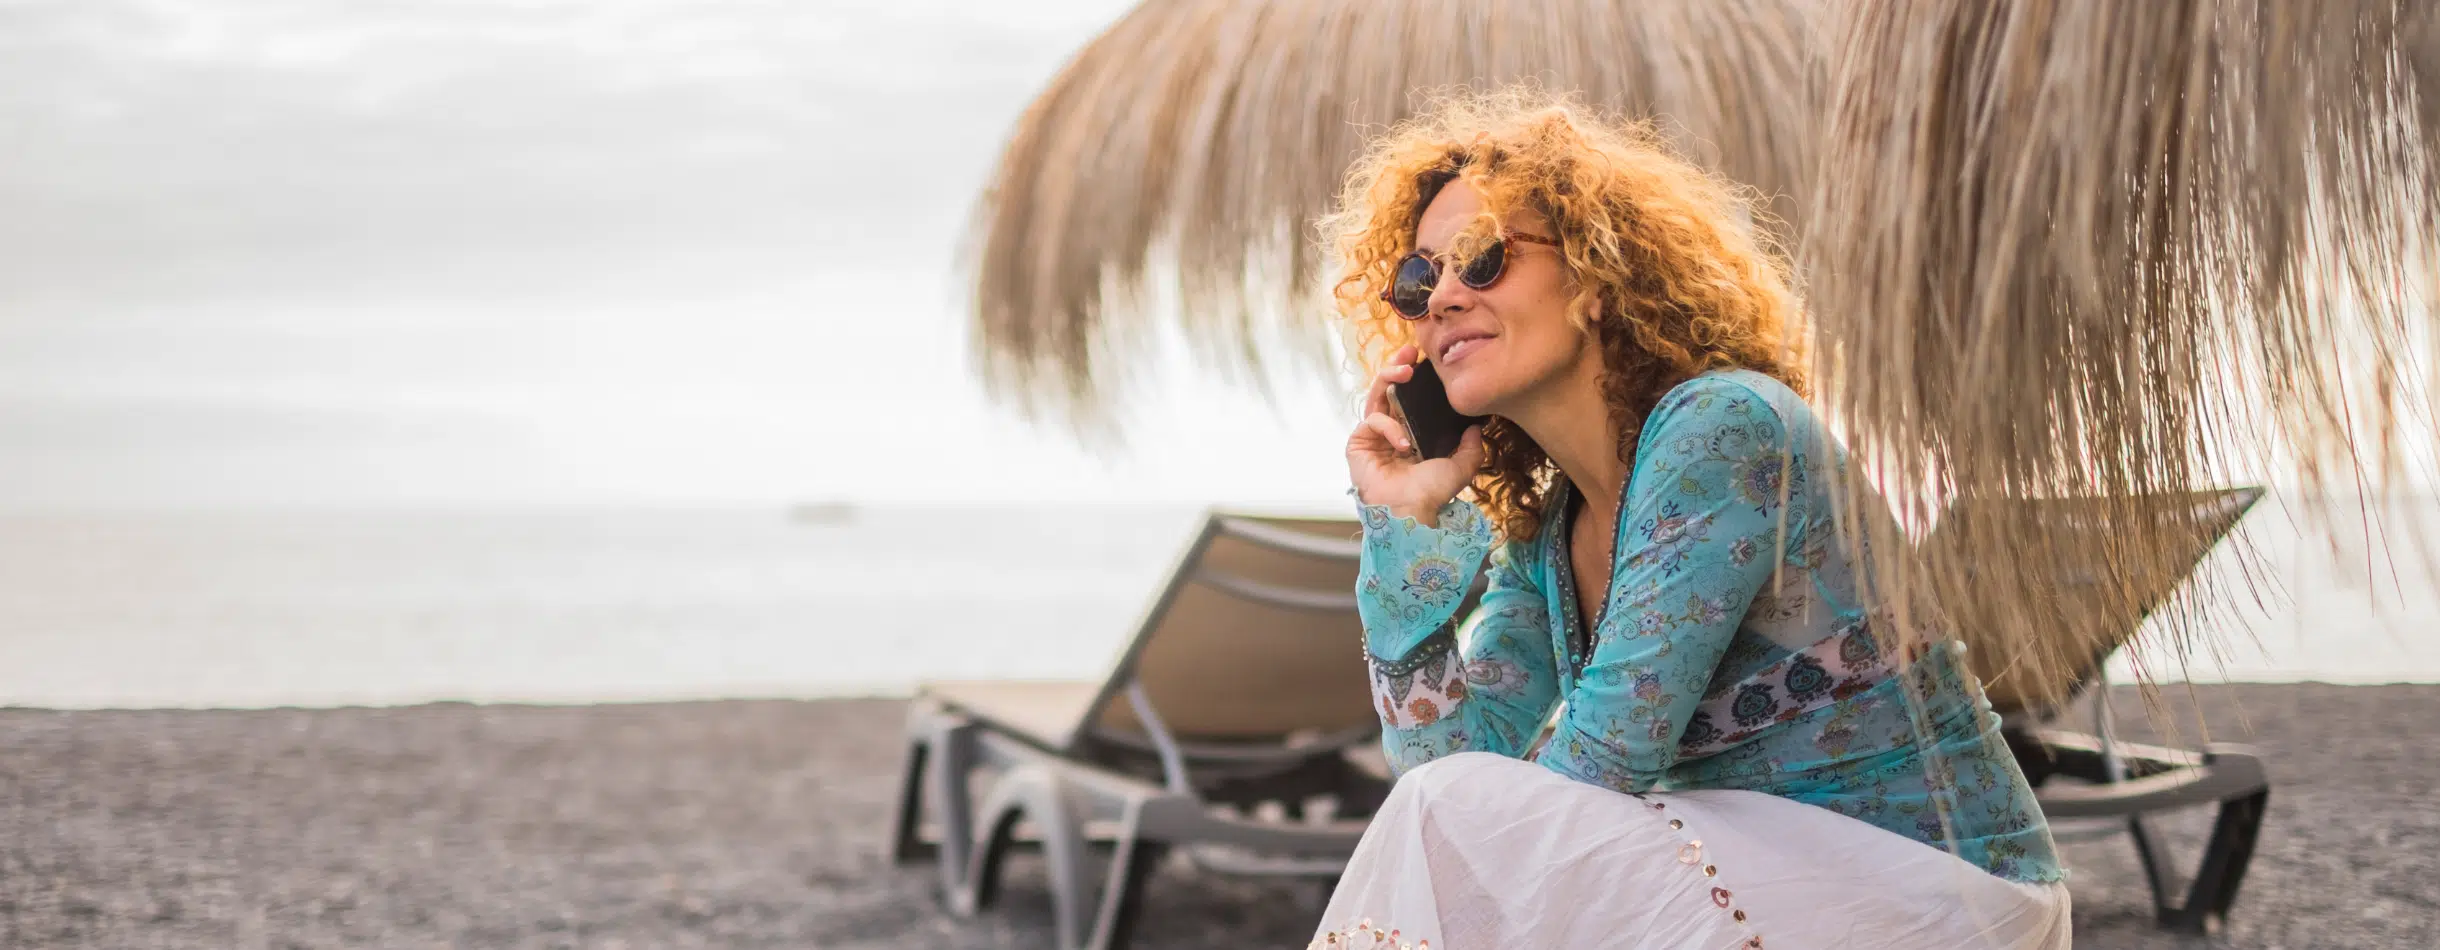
[1535,379,1803,791]
[1354,497,1561,774]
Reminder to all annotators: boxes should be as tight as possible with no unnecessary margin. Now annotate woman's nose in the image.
[1424,270,1476,317]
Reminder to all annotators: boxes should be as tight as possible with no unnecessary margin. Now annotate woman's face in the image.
[1406,180,1597,418]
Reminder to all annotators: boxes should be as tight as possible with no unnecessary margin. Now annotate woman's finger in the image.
[1347,408,1395,452]
[1362,361,1415,418]
[1360,411,1414,457]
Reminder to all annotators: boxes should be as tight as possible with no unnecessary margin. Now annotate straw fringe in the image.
[1806,0,2440,708]
[967,0,1817,427]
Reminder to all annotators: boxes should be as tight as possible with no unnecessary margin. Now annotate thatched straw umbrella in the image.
[1807,0,2440,703]
[969,0,1818,426]
[969,0,2440,705]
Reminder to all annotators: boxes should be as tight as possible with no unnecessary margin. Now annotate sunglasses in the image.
[1379,232,1561,319]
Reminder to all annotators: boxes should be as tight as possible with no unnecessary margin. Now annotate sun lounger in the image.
[889,509,1406,950]
[894,488,2264,942]
[1929,487,2270,935]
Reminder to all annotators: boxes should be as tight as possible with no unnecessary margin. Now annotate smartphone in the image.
[1387,359,1488,460]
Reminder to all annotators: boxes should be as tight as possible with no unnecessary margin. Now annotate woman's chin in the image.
[1445,382,1497,418]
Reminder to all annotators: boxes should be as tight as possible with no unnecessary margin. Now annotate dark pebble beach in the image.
[2,684,2433,949]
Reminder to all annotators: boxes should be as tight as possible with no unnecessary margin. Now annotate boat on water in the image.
[788,501,858,525]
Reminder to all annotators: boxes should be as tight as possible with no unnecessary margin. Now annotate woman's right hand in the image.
[1348,344,1487,526]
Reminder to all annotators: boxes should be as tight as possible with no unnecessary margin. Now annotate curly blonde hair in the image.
[1321,88,1809,542]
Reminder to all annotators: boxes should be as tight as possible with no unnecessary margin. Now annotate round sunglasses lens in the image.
[1389,254,1437,316]
[1459,240,1507,289]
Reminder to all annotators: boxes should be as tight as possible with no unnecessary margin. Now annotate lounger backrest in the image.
[1926,488,2263,716]
[1086,510,1379,742]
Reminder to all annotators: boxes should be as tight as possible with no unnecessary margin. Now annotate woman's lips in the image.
[1441,336,1493,366]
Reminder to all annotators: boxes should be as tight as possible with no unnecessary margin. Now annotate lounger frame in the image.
[2010,668,2270,935]
[1986,488,2271,935]
[888,510,1395,950]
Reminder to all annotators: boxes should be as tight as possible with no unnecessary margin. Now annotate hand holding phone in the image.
[1387,358,1489,462]
[1348,345,1488,526]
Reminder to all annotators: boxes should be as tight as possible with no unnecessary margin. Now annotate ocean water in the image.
[0,505,1210,708]
[1,498,2436,709]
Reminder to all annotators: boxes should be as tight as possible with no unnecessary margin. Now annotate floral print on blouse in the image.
[1354,370,2064,885]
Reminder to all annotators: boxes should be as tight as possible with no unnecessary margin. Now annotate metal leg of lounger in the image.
[2155,787,2270,934]
[963,763,1096,948]
[890,706,936,863]
[907,709,980,905]
[2099,685,2190,925]
[2126,815,2180,921]
[959,803,1014,915]
[1083,802,1168,950]
[2089,679,2269,934]
[2092,668,2194,928]
[962,755,1184,950]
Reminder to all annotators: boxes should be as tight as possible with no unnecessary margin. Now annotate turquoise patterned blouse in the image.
[1355,369,2064,884]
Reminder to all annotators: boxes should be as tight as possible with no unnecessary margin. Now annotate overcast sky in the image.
[0,0,1359,508]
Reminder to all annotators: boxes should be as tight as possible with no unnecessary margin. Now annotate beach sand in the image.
[2,685,2431,949]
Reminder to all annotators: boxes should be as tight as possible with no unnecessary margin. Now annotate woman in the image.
[1311,92,2070,949]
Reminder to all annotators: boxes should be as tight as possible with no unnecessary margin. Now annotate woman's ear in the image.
[1572,293,1604,334]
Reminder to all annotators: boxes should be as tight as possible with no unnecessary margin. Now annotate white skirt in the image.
[1312,753,2071,950]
